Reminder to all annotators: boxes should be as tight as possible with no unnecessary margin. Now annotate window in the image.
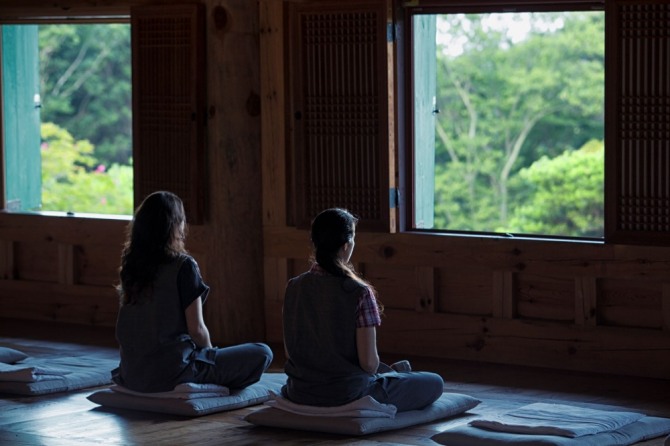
[406,5,605,239]
[1,3,207,223]
[2,23,133,215]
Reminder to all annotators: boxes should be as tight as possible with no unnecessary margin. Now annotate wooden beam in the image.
[259,0,287,227]
[263,257,289,342]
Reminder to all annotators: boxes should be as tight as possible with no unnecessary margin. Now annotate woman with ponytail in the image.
[281,208,444,411]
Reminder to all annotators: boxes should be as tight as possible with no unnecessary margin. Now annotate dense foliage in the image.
[38,23,133,214]
[41,123,133,215]
[36,15,605,232]
[433,12,604,237]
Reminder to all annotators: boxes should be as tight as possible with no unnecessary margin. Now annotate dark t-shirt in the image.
[113,254,210,392]
[178,256,209,311]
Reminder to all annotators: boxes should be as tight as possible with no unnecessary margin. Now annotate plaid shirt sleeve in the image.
[356,286,382,328]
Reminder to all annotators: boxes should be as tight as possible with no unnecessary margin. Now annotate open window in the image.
[1,3,206,223]
[2,22,132,215]
[404,2,606,240]
[402,0,670,246]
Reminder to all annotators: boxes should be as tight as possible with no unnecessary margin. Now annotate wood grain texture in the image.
[1,0,670,381]
[259,0,287,227]
[0,320,669,446]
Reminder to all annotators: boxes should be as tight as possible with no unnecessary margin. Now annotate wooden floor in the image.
[1,318,669,445]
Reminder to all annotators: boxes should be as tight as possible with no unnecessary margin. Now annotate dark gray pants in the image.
[367,371,444,412]
[191,342,273,390]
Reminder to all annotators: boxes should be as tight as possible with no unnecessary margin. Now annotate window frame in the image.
[0,12,130,219]
[398,0,606,241]
[0,12,132,220]
[0,4,207,224]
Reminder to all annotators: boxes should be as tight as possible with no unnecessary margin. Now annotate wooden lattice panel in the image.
[289,2,391,230]
[132,4,206,223]
[609,2,670,239]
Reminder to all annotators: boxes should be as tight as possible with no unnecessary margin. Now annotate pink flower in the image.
[41,143,48,150]
[95,164,106,173]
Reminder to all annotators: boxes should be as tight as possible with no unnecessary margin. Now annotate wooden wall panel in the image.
[0,213,126,328]
[439,265,492,315]
[515,273,574,322]
[363,263,419,310]
[75,244,122,287]
[263,225,670,378]
[575,276,598,326]
[599,278,663,329]
[0,280,118,326]
[376,308,670,379]
[14,242,58,283]
[415,266,436,312]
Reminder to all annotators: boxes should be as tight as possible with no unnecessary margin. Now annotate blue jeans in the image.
[367,371,444,412]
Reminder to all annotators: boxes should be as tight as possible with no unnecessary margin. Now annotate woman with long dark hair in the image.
[113,191,272,392]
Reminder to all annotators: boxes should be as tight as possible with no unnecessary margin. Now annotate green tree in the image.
[505,140,604,237]
[38,24,132,166]
[433,12,604,234]
[41,122,133,215]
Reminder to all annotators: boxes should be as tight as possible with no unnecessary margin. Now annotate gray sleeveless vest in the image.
[283,270,373,406]
[113,255,197,392]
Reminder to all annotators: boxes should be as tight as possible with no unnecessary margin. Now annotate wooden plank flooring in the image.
[1,318,669,445]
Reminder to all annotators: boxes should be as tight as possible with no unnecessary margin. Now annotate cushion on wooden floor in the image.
[0,356,118,396]
[432,414,670,446]
[264,393,397,418]
[87,372,287,417]
[244,392,481,436]
[0,347,28,364]
[469,402,646,437]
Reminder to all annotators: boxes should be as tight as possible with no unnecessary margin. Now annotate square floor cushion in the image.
[244,391,480,436]
[87,372,287,417]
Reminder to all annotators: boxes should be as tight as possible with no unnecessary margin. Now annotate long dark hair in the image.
[117,191,187,305]
[310,208,382,313]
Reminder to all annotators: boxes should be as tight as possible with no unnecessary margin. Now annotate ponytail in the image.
[310,208,383,314]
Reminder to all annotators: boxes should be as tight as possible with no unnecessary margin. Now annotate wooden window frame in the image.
[0,4,207,223]
[399,0,670,245]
